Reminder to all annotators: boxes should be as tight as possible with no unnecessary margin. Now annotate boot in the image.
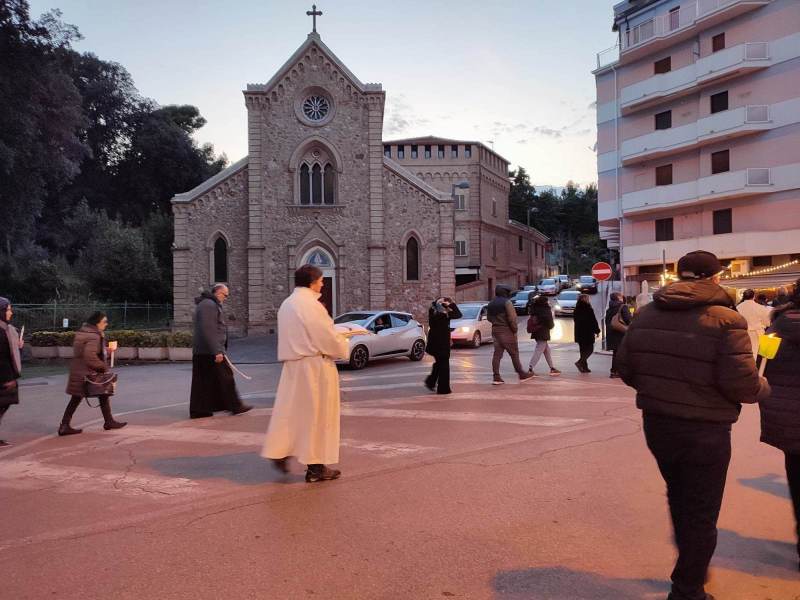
[305,464,341,483]
[58,397,83,436]
[99,397,127,430]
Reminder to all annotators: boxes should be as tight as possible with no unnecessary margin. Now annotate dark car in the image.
[511,290,535,315]
[577,275,598,294]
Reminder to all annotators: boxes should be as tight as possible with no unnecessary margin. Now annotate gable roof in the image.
[382,157,450,202]
[246,32,382,96]
[171,156,248,204]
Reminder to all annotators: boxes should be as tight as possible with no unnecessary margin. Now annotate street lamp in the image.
[451,180,470,200]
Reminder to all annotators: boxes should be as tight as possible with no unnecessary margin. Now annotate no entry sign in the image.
[591,262,613,281]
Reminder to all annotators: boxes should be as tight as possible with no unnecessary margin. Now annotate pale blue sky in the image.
[29,0,619,186]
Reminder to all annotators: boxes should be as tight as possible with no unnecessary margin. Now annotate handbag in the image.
[610,306,629,333]
[526,315,541,334]
[84,371,118,398]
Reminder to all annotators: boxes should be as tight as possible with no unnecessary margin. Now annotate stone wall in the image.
[383,167,445,323]
[172,165,250,335]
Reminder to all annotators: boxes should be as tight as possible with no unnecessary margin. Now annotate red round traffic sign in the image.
[591,262,613,281]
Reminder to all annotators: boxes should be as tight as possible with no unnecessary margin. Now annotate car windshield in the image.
[334,313,373,325]
[515,292,531,301]
[540,279,556,285]
[558,291,580,300]
[458,306,482,319]
[580,276,595,283]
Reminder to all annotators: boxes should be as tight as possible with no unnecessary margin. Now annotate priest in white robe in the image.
[737,288,773,357]
[262,264,351,482]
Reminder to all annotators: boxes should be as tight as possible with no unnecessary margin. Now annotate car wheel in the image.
[409,339,425,361]
[471,331,482,348]
[349,345,369,370]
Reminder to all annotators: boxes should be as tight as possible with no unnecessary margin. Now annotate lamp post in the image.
[526,206,538,282]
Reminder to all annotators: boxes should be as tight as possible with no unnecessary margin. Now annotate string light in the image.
[721,259,799,280]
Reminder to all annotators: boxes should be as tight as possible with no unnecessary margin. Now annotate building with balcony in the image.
[383,136,550,300]
[594,0,800,292]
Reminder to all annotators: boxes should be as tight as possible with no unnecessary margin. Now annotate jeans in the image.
[785,452,800,560]
[425,355,451,394]
[644,412,731,599]
[529,340,554,371]
[492,328,525,377]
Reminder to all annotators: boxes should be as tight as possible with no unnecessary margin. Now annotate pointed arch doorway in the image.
[300,247,337,316]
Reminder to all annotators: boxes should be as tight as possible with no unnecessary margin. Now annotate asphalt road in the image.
[0,328,798,599]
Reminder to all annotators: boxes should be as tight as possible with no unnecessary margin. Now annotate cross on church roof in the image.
[306,4,322,33]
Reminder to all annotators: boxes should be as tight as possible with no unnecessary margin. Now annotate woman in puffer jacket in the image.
[759,279,800,570]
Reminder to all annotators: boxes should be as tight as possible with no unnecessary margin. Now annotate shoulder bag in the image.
[610,306,629,333]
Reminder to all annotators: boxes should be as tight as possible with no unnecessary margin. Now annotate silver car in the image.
[449,302,493,348]
[553,290,580,316]
[537,278,559,296]
[333,311,426,370]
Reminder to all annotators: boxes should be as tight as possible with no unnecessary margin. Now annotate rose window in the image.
[302,95,330,121]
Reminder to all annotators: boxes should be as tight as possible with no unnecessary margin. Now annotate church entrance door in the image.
[301,247,337,316]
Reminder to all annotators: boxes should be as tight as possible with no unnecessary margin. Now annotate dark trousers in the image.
[0,404,8,426]
[785,452,800,559]
[610,348,619,374]
[644,413,731,599]
[190,355,243,417]
[492,328,525,376]
[578,341,594,365]
[425,354,451,394]
[63,395,115,425]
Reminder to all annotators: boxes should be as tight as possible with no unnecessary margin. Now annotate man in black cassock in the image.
[189,284,252,418]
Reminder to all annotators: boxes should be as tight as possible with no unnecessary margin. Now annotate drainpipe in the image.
[612,62,625,297]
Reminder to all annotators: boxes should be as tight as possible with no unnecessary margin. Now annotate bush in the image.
[57,331,76,347]
[167,331,193,348]
[139,331,168,348]
[106,330,145,347]
[30,331,61,347]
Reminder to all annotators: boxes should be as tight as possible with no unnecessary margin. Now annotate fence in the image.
[12,302,173,333]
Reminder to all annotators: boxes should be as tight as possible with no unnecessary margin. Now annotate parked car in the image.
[537,278,559,296]
[449,302,493,348]
[512,290,536,315]
[577,275,599,294]
[333,311,426,370]
[523,284,538,293]
[553,290,580,316]
[555,275,571,291]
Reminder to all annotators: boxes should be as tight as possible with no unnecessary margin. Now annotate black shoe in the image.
[103,420,127,430]
[424,381,435,392]
[609,372,621,379]
[190,412,213,419]
[0,439,11,447]
[305,465,341,483]
[231,404,253,415]
[667,590,715,600]
[58,424,83,436]
[271,457,290,474]
[492,375,505,385]
[519,372,535,383]
[437,389,452,395]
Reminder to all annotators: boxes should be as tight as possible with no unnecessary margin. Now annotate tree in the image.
[0,2,89,255]
[508,166,536,225]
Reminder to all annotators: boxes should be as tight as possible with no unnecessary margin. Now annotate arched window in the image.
[300,164,310,205]
[294,142,339,206]
[213,237,228,282]
[406,237,420,281]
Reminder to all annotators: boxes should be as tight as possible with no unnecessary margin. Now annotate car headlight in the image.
[460,326,471,333]
[554,304,561,310]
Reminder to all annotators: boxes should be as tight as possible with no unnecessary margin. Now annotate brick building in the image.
[172,30,547,334]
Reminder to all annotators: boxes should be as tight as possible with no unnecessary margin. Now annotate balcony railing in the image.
[622,0,747,52]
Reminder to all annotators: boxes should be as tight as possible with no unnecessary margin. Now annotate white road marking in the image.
[0,459,199,498]
[339,407,585,427]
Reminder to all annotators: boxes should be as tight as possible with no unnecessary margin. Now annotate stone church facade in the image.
[172,32,454,335]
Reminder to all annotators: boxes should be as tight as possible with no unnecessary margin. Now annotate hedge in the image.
[31,330,192,348]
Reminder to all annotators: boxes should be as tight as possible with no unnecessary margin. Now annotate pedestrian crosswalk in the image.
[0,389,627,501]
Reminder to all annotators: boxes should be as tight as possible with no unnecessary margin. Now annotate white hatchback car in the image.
[449,302,493,348]
[333,311,426,370]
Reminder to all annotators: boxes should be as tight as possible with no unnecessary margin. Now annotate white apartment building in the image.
[594,0,800,292]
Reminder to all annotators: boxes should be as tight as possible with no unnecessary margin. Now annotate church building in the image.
[172,19,547,335]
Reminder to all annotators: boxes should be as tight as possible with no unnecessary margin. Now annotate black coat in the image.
[617,279,769,424]
[605,300,632,351]
[573,302,600,346]
[760,304,800,452]
[0,327,20,408]
[528,303,555,342]
[425,303,462,358]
